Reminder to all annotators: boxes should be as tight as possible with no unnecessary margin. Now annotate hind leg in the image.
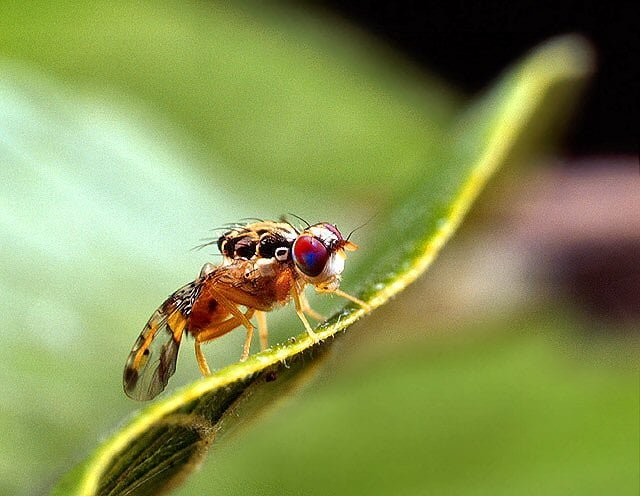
[194,308,255,375]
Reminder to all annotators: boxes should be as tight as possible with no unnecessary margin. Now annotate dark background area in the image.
[320,0,638,156]
[318,0,639,326]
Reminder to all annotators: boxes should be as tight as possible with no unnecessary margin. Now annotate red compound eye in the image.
[292,235,329,277]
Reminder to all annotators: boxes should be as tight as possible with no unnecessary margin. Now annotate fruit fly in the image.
[123,220,370,401]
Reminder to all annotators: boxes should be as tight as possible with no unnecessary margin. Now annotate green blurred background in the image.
[0,2,637,495]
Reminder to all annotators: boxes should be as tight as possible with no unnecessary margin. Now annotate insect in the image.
[123,219,370,401]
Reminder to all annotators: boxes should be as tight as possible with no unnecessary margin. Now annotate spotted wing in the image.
[123,279,202,401]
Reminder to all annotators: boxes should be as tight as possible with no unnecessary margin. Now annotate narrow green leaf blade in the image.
[52,36,593,496]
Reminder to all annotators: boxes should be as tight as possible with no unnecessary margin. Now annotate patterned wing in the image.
[123,279,202,401]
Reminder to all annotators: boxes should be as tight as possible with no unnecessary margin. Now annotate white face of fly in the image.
[313,251,346,292]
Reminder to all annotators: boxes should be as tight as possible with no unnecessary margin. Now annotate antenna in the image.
[286,212,311,228]
[346,212,379,241]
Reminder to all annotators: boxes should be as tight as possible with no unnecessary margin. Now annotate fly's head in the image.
[291,223,358,292]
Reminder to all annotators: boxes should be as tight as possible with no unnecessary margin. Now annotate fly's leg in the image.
[193,308,256,375]
[291,285,319,343]
[299,291,326,321]
[195,341,211,376]
[209,288,255,330]
[332,288,371,312]
[256,311,269,350]
[240,322,254,361]
[207,287,257,360]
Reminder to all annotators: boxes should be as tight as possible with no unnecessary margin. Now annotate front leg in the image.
[329,288,371,312]
[299,290,326,321]
[291,285,320,342]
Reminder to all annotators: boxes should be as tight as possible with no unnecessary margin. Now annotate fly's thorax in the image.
[217,221,298,263]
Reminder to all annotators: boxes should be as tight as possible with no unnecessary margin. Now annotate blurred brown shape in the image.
[512,158,640,327]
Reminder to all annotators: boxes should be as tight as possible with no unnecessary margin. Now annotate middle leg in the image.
[256,311,269,351]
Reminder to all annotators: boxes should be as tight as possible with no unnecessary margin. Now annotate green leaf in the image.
[49,36,592,496]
